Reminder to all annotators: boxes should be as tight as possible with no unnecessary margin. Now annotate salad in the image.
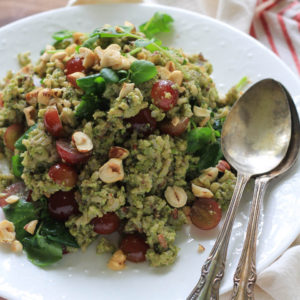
[0,12,245,269]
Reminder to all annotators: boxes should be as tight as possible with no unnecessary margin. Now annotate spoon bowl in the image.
[222,79,291,174]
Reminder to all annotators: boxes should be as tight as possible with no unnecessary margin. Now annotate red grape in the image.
[44,107,64,138]
[120,233,149,263]
[4,124,24,151]
[191,198,222,230]
[65,57,85,75]
[151,80,179,111]
[159,117,189,136]
[48,190,79,221]
[126,108,157,136]
[48,163,78,188]
[56,140,91,165]
[91,212,120,235]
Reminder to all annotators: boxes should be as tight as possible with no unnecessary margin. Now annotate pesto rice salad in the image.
[0,13,246,269]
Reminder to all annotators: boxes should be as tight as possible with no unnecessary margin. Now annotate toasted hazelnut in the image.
[23,106,36,126]
[38,88,52,105]
[65,44,77,56]
[124,21,136,33]
[216,160,231,172]
[168,70,183,86]
[5,195,19,204]
[25,88,42,106]
[137,52,147,60]
[193,106,211,118]
[73,32,86,44]
[50,51,67,62]
[24,220,38,235]
[119,83,134,99]
[198,244,205,253]
[72,131,93,153]
[107,250,126,271]
[202,167,219,182]
[79,47,97,69]
[0,220,16,244]
[109,146,129,160]
[156,66,171,80]
[191,184,214,198]
[164,186,187,208]
[11,240,23,253]
[171,116,180,127]
[99,158,124,183]
[165,61,176,72]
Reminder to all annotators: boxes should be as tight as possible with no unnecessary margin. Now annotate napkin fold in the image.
[68,0,300,299]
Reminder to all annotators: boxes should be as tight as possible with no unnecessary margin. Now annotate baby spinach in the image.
[91,25,139,39]
[14,124,37,152]
[198,142,223,171]
[11,155,24,177]
[100,68,119,83]
[139,12,174,38]
[129,60,157,84]
[52,30,74,41]
[187,127,213,154]
[81,35,99,49]
[76,74,105,95]
[22,233,62,267]
[3,198,39,241]
[40,219,78,248]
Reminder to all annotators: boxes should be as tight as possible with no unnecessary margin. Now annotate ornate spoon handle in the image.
[187,173,250,300]
[231,176,269,300]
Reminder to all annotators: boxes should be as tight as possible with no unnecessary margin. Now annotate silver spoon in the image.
[231,85,300,300]
[187,79,291,300]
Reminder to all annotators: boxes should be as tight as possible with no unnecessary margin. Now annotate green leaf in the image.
[91,25,137,39]
[11,155,23,177]
[39,219,79,248]
[198,142,223,171]
[99,68,119,83]
[23,234,62,267]
[187,127,213,154]
[76,74,105,95]
[129,60,157,84]
[139,12,174,38]
[14,124,37,152]
[134,38,162,52]
[52,30,74,41]
[3,198,39,241]
[81,36,99,49]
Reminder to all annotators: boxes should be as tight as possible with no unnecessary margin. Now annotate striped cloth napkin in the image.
[68,0,300,299]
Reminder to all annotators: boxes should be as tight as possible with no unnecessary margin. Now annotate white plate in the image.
[0,4,300,300]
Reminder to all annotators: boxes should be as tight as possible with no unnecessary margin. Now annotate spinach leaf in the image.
[81,36,99,49]
[52,30,74,41]
[40,219,79,248]
[14,124,37,152]
[76,74,106,95]
[23,234,62,267]
[187,127,213,154]
[11,155,23,177]
[100,68,119,83]
[139,12,174,38]
[134,38,162,53]
[129,60,157,84]
[198,142,223,171]
[3,198,39,241]
[91,25,138,39]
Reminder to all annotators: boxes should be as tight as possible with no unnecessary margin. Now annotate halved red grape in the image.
[126,108,157,136]
[91,212,120,235]
[0,182,28,207]
[44,107,64,138]
[191,198,222,230]
[48,190,79,221]
[56,140,91,165]
[48,163,78,188]
[120,233,149,263]
[159,117,189,137]
[65,57,85,75]
[151,80,179,111]
[4,124,24,151]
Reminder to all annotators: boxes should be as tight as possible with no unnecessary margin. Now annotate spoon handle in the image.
[187,173,250,300]
[231,176,269,300]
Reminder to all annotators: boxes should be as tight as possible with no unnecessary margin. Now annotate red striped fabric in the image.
[251,0,300,75]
